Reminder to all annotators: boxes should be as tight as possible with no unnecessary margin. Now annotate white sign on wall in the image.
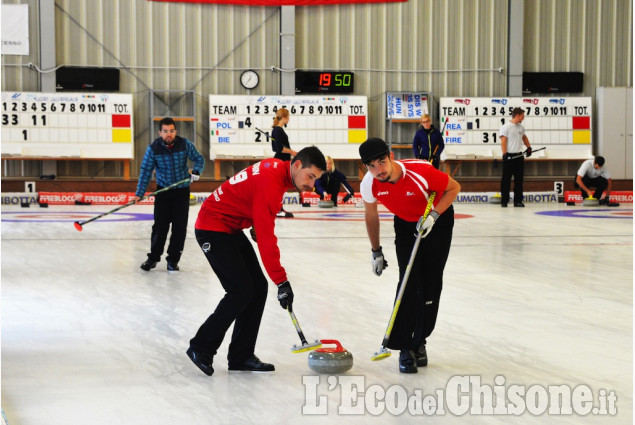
[1,5,29,56]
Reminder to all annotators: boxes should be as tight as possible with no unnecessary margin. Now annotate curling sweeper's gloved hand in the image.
[371,247,388,276]
[416,210,440,238]
[277,281,294,311]
[190,170,200,183]
[525,146,532,157]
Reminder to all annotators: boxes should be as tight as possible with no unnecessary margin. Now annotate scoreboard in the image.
[1,91,134,158]
[439,97,592,146]
[209,95,367,149]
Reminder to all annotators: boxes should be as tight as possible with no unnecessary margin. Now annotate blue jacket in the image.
[412,126,444,161]
[135,136,205,197]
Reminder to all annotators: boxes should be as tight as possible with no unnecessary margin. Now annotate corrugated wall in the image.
[295,0,509,145]
[523,0,633,91]
[51,0,281,178]
[1,0,632,178]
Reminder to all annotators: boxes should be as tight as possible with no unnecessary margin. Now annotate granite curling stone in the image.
[582,197,599,207]
[308,340,353,374]
[318,200,334,208]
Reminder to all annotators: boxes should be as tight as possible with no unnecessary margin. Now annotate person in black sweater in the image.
[271,108,297,217]
[315,156,355,206]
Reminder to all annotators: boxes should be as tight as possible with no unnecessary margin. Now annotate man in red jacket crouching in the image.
[186,146,326,376]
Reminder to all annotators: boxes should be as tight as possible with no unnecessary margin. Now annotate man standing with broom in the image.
[136,117,205,273]
[359,138,460,373]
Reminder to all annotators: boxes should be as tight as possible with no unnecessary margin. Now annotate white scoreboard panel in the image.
[439,97,592,146]
[1,91,134,158]
[208,95,368,150]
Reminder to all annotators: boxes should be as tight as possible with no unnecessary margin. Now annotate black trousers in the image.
[388,206,454,351]
[580,176,608,199]
[320,178,344,205]
[148,186,190,264]
[190,229,268,365]
[500,156,524,205]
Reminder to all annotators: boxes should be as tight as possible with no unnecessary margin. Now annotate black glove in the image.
[503,153,513,161]
[525,146,532,157]
[277,281,294,311]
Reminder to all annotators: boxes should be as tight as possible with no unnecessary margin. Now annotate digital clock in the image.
[295,70,355,94]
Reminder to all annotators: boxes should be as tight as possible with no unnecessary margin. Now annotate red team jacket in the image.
[360,159,449,222]
[195,158,293,284]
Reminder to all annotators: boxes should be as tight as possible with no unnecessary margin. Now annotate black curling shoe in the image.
[140,260,157,271]
[399,350,418,373]
[228,355,275,372]
[186,347,214,376]
[415,345,428,367]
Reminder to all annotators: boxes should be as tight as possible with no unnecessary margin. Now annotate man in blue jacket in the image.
[135,117,205,272]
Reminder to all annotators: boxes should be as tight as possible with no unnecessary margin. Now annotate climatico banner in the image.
[149,0,406,5]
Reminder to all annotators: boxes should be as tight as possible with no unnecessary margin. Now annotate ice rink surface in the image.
[1,201,632,424]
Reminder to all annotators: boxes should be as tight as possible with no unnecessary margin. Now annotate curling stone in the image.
[308,339,353,374]
[582,197,599,207]
[489,193,502,204]
[318,200,334,208]
[189,194,197,205]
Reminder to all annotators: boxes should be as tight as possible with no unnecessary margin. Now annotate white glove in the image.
[416,210,440,238]
[371,247,388,276]
[190,172,200,182]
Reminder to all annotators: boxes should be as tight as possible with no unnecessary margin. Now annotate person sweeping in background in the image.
[136,117,205,273]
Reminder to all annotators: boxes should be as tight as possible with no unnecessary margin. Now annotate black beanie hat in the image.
[359,137,390,164]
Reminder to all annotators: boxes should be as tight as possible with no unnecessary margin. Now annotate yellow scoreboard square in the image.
[572,130,590,144]
[112,129,132,143]
[348,130,367,144]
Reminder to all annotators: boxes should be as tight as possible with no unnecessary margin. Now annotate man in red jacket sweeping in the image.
[186,146,326,376]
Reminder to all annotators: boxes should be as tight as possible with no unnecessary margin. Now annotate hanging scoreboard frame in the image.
[386,92,430,120]
[1,91,134,158]
[439,96,592,147]
[208,95,368,153]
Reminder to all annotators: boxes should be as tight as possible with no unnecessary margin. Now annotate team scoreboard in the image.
[208,95,368,149]
[1,91,134,158]
[439,97,592,146]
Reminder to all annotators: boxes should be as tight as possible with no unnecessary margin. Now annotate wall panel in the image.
[1,0,632,179]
